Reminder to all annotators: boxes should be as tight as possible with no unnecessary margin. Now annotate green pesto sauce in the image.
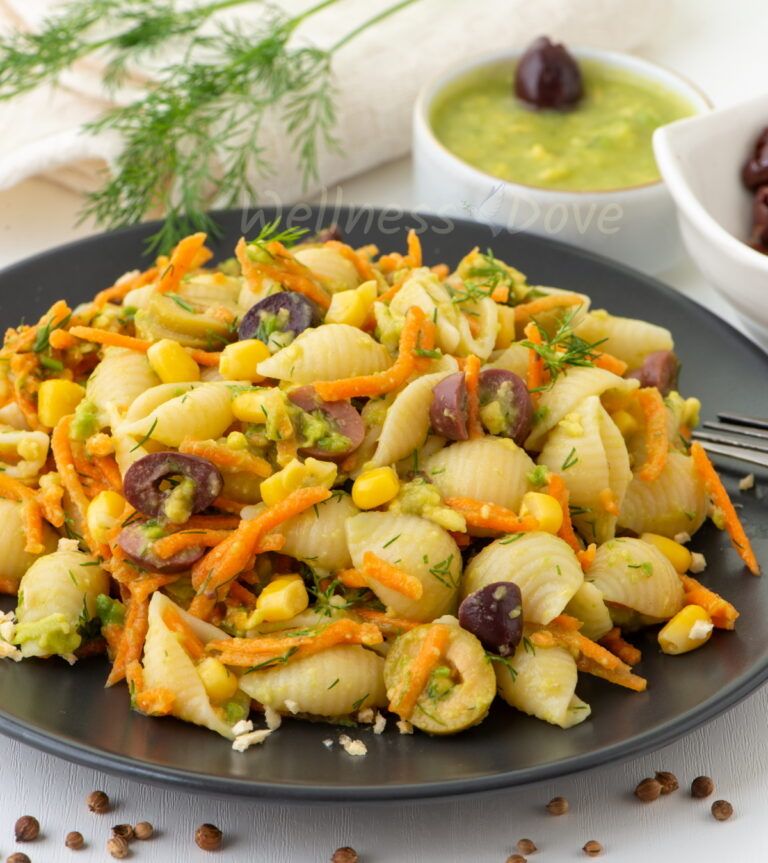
[431,60,695,191]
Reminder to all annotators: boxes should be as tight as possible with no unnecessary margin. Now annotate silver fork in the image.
[691,413,768,469]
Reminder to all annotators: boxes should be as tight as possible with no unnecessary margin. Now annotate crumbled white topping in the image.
[57,537,80,553]
[322,738,334,749]
[689,552,707,573]
[62,654,77,666]
[232,728,272,752]
[0,611,16,645]
[689,619,714,641]
[264,706,282,731]
[283,699,299,715]
[739,473,755,491]
[231,719,254,737]
[674,532,692,545]
[0,641,21,662]
[357,707,375,724]
[338,734,367,757]
[396,720,414,735]
[431,614,459,627]
[329,595,347,608]
[373,712,387,735]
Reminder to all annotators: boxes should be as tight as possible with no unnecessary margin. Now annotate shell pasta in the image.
[0,226,758,748]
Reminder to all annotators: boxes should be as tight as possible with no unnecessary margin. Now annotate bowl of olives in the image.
[413,37,710,274]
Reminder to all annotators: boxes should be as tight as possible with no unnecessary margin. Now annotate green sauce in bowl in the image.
[430,59,695,192]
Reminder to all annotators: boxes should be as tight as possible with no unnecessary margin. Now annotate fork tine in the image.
[693,429,768,454]
[693,440,768,469]
[703,420,768,442]
[717,412,768,431]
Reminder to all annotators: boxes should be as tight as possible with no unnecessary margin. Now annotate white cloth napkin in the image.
[0,0,665,205]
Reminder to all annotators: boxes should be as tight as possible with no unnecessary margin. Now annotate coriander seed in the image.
[634,777,662,802]
[107,835,129,859]
[134,821,154,841]
[14,815,40,842]
[506,856,526,863]
[583,840,603,857]
[711,800,733,821]
[517,839,537,854]
[86,790,110,813]
[112,824,135,842]
[655,770,679,794]
[331,849,359,863]
[546,796,569,815]
[65,830,84,850]
[195,823,223,852]
[7,853,31,863]
[691,776,714,799]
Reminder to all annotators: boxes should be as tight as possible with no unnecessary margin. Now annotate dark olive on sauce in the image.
[514,35,583,110]
[741,126,768,253]
[458,581,524,656]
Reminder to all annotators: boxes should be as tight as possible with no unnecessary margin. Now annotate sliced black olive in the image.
[288,386,364,458]
[123,452,223,520]
[429,373,469,441]
[238,292,320,343]
[627,350,680,396]
[117,521,205,574]
[478,369,533,445]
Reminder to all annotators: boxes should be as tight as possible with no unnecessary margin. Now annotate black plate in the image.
[1,207,766,801]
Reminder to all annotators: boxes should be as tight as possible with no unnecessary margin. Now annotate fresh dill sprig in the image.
[521,308,607,387]
[249,218,310,253]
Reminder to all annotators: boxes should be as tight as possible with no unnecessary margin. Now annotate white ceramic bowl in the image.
[654,93,768,343]
[413,48,710,275]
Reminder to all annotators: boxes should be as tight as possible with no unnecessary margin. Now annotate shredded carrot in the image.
[491,284,510,303]
[94,266,160,308]
[51,416,95,550]
[594,352,628,376]
[361,551,423,600]
[129,573,180,604]
[680,574,740,630]
[189,487,330,619]
[464,354,482,439]
[156,233,209,294]
[576,542,597,571]
[338,568,368,589]
[354,609,421,633]
[431,263,449,279]
[162,607,206,660]
[377,229,422,273]
[690,442,760,576]
[600,627,642,666]
[106,593,149,687]
[636,387,668,483]
[450,530,471,548]
[94,455,123,492]
[179,438,272,478]
[389,623,450,719]
[314,306,427,401]
[183,515,242,530]
[598,488,619,516]
[186,348,221,367]
[325,241,377,281]
[523,321,546,403]
[576,655,647,692]
[69,326,151,352]
[405,229,422,268]
[514,293,583,328]
[211,496,246,515]
[378,274,407,304]
[85,432,115,458]
[228,581,258,606]
[48,329,77,350]
[443,496,538,534]
[0,474,45,553]
[152,529,231,560]
[135,687,176,716]
[0,578,18,595]
[547,474,582,554]
[1,300,71,357]
[236,237,331,309]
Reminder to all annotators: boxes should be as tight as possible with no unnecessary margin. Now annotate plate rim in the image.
[1,206,767,802]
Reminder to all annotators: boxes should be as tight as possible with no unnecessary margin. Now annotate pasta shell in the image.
[293,247,360,293]
[86,348,160,424]
[575,310,673,370]
[280,492,359,572]
[564,581,613,641]
[0,500,58,592]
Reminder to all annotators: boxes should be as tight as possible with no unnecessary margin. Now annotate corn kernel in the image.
[196,657,239,703]
[146,338,200,383]
[611,409,639,438]
[249,574,309,625]
[519,491,563,534]
[37,379,86,428]
[87,490,127,544]
[658,605,714,655]
[640,532,692,574]
[232,388,280,424]
[226,431,248,450]
[495,305,517,350]
[219,339,270,382]
[324,280,378,328]
[259,457,337,506]
[352,466,400,510]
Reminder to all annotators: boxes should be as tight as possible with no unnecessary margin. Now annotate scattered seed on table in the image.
[331,848,359,863]
[195,823,223,852]
[65,830,84,850]
[655,771,679,794]
[711,800,734,821]
[635,777,662,802]
[583,839,604,857]
[546,796,569,815]
[112,824,135,842]
[516,838,537,854]
[134,821,154,841]
[691,776,715,799]
[86,790,110,813]
[14,816,40,842]
[7,853,31,863]
[107,835,129,859]
[506,856,526,863]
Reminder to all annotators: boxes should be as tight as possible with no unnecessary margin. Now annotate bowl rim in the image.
[653,96,768,274]
[414,45,712,197]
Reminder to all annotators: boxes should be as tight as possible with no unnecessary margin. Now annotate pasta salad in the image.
[0,224,759,745]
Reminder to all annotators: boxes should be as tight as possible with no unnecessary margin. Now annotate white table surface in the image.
[1,1,768,860]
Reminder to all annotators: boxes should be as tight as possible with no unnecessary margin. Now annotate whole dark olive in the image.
[238,292,320,343]
[751,186,768,253]
[514,35,583,110]
[429,373,469,441]
[458,581,524,656]
[117,521,206,573]
[123,452,223,520]
[742,127,768,190]
[627,350,680,396]
[287,386,365,457]
[478,369,533,444]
